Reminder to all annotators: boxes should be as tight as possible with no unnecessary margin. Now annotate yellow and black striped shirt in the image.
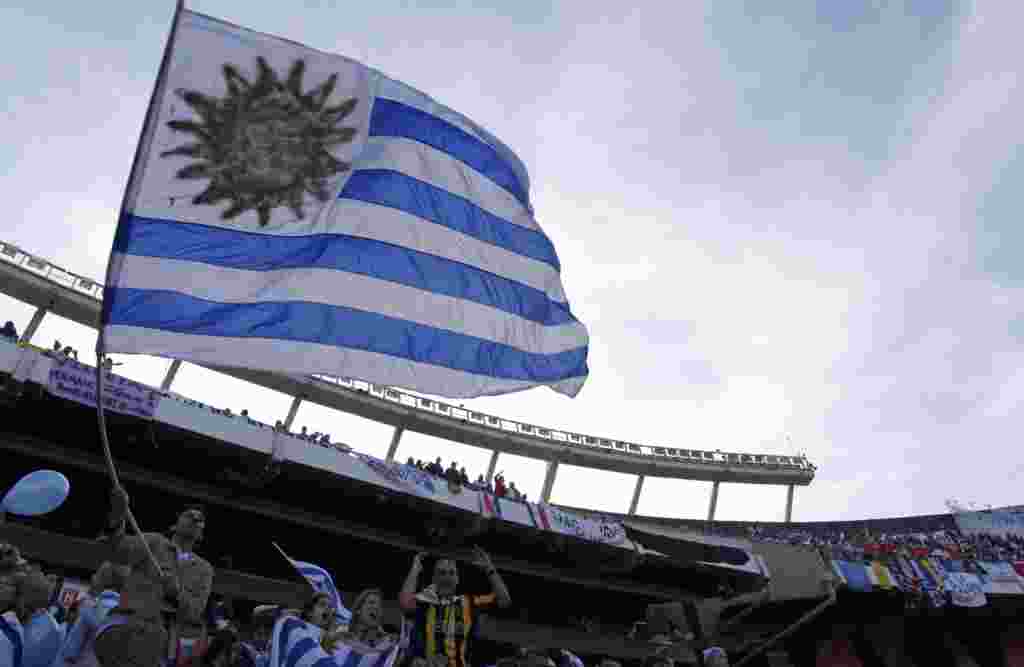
[407,593,496,667]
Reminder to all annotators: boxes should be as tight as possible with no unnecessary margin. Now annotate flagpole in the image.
[272,542,318,594]
[95,0,185,579]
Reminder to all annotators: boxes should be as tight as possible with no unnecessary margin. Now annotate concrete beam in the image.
[708,480,720,522]
[160,359,183,392]
[283,395,303,430]
[540,460,559,503]
[785,484,795,523]
[385,426,404,463]
[628,475,645,515]
[18,305,48,344]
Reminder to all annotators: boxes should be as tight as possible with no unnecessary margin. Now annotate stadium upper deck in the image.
[0,238,814,519]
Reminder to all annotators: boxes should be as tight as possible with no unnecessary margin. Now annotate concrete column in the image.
[18,306,47,344]
[282,395,303,430]
[160,359,182,392]
[628,475,645,515]
[540,460,559,503]
[708,480,720,522]
[385,426,404,463]
[485,450,500,484]
[785,484,795,523]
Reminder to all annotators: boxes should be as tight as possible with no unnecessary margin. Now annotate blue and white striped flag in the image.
[275,543,351,626]
[269,614,401,667]
[100,7,589,399]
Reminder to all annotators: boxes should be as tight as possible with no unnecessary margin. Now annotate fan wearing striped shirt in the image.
[399,549,511,667]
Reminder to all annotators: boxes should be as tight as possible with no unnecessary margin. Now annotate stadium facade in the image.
[2,240,1023,666]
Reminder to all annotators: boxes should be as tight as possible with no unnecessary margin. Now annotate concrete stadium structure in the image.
[0,238,815,520]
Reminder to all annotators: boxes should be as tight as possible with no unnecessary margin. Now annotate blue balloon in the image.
[1,470,70,516]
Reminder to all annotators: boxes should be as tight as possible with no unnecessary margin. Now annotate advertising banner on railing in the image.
[356,454,440,498]
[352,454,480,514]
[954,509,1024,539]
[546,505,627,545]
[47,359,159,419]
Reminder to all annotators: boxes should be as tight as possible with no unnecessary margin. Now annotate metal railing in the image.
[0,238,815,473]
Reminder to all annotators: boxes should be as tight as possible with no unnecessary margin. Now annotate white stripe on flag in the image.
[113,254,584,355]
[327,198,565,301]
[104,326,587,398]
[354,137,533,231]
[270,615,400,667]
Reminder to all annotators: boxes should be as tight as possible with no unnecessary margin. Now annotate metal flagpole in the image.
[94,0,186,578]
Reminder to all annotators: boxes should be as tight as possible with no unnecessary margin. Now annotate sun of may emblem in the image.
[162,57,359,227]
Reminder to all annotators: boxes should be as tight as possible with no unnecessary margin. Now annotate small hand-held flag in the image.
[269,614,401,667]
[272,543,351,626]
[99,5,588,399]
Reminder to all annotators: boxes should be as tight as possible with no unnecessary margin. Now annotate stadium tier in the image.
[0,239,813,511]
[3,244,1024,666]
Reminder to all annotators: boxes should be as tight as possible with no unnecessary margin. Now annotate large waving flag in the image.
[99,5,588,398]
[269,614,401,667]
[274,543,351,626]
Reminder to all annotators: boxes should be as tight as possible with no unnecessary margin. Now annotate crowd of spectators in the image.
[687,514,1024,564]
[1,481,730,667]
[406,457,527,501]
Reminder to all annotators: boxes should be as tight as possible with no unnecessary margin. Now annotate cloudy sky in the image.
[1,0,1021,523]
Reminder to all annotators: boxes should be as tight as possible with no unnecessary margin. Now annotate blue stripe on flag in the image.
[286,638,318,667]
[114,216,573,326]
[105,288,589,382]
[341,169,558,271]
[370,98,529,210]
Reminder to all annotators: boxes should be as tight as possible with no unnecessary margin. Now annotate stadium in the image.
[2,241,1023,667]
[3,4,1024,667]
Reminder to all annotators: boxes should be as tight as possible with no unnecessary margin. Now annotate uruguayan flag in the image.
[269,615,400,667]
[275,544,351,626]
[100,7,588,398]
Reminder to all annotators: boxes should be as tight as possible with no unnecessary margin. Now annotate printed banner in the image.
[352,454,480,515]
[47,359,159,418]
[355,454,439,498]
[547,505,626,545]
